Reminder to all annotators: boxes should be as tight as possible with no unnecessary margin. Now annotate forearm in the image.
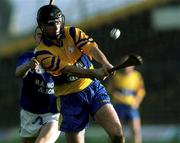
[135,88,146,105]
[61,65,106,80]
[15,62,31,78]
[90,46,111,66]
[135,95,145,106]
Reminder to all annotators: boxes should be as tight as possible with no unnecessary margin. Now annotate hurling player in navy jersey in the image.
[15,29,60,143]
[34,4,125,143]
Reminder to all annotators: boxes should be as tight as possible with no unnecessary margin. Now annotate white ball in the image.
[110,28,121,40]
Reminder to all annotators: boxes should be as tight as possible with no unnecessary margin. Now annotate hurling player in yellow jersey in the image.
[34,4,124,143]
[108,66,146,143]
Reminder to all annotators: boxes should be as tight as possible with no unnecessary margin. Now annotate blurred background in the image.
[0,0,180,143]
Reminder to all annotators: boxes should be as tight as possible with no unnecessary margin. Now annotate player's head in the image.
[124,66,135,74]
[37,5,65,40]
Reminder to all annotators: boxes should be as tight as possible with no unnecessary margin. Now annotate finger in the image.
[32,58,40,66]
[102,76,108,81]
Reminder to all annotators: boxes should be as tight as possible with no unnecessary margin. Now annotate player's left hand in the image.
[102,63,114,75]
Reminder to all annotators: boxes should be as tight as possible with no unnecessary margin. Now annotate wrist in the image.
[26,61,33,70]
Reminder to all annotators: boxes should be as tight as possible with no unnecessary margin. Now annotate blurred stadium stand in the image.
[0,0,179,134]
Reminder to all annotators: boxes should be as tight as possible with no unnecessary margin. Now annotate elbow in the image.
[15,68,25,78]
[15,69,21,78]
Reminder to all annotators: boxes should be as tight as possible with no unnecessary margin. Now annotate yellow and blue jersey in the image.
[35,26,98,96]
[111,70,145,106]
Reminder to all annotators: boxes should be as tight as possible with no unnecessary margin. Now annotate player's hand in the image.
[94,67,110,80]
[132,101,139,109]
[102,63,115,75]
[29,57,39,69]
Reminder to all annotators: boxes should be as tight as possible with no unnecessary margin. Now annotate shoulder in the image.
[64,26,82,37]
[64,26,84,43]
[17,52,34,63]
[35,43,52,53]
[19,52,34,59]
[132,70,142,79]
[64,26,82,32]
[35,42,48,50]
[34,43,54,58]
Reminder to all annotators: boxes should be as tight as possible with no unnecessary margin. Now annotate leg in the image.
[130,118,142,143]
[95,104,125,143]
[65,129,85,143]
[59,92,90,143]
[35,121,60,143]
[20,109,37,143]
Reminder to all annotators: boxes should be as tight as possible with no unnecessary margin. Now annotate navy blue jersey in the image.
[17,52,58,114]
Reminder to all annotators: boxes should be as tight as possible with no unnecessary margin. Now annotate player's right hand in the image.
[94,67,110,80]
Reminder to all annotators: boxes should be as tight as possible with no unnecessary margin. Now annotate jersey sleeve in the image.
[69,27,98,60]
[16,52,34,67]
[34,49,65,76]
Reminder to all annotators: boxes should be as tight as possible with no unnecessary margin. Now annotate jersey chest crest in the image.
[67,45,74,54]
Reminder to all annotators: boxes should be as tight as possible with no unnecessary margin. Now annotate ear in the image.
[40,26,44,31]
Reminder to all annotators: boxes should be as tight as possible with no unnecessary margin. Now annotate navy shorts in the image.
[59,80,111,132]
[113,104,140,122]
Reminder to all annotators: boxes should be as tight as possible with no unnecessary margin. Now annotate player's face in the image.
[124,66,134,74]
[34,28,42,45]
[43,21,61,38]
